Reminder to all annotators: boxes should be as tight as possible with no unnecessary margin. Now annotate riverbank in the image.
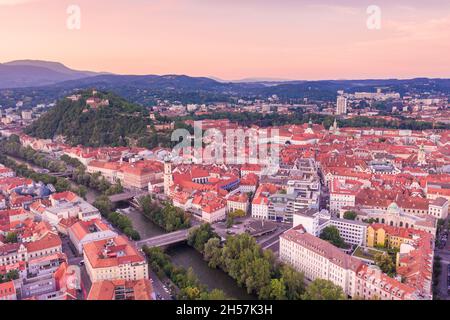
[5,154,101,203]
[3,149,256,300]
[119,205,255,300]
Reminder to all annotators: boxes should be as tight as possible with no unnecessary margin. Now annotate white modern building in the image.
[293,208,368,246]
[336,95,348,115]
[280,225,363,297]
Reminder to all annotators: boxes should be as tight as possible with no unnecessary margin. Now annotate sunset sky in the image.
[0,0,449,80]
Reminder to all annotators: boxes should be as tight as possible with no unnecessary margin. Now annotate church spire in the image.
[418,144,426,166]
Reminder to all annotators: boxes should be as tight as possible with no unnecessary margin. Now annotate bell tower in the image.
[163,160,173,195]
[418,144,426,166]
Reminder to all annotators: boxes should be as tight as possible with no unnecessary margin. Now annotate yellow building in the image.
[366,224,416,250]
[366,224,388,248]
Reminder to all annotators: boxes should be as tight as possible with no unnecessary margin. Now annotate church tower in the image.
[305,119,314,134]
[163,160,173,195]
[329,118,339,134]
[418,144,427,166]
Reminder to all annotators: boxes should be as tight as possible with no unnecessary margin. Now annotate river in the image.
[6,155,100,203]
[8,154,255,299]
[118,205,255,300]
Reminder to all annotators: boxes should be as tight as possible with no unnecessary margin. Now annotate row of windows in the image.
[280,241,347,288]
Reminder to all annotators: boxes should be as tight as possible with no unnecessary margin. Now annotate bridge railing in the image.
[136,228,196,248]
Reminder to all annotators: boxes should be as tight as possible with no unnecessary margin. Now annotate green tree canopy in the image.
[280,265,306,300]
[374,253,396,277]
[188,224,219,253]
[203,238,223,269]
[5,232,18,244]
[343,211,358,220]
[302,279,346,300]
[320,226,346,248]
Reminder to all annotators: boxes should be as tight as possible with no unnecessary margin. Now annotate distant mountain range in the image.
[0,60,106,88]
[0,60,298,89]
[1,60,450,107]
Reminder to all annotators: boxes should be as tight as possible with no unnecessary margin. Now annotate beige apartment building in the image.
[280,225,362,297]
[83,236,148,283]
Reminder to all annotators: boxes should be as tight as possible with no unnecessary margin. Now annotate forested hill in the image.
[24,91,152,147]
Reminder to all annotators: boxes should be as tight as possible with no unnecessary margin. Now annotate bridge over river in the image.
[108,190,149,203]
[136,228,196,248]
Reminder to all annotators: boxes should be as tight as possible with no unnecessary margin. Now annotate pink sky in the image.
[0,0,449,80]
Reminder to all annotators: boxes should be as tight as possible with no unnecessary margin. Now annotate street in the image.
[435,248,450,300]
[434,220,449,300]
[257,224,292,254]
[61,235,91,299]
[148,269,173,300]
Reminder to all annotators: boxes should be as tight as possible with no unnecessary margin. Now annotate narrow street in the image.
[436,248,450,300]
[148,269,173,300]
[434,219,449,300]
[61,235,91,300]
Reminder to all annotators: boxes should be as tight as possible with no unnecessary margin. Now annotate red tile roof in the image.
[25,233,62,253]
[0,281,16,299]
[83,236,145,269]
[87,279,153,300]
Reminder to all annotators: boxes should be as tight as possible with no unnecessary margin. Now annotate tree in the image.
[75,185,88,199]
[343,211,357,220]
[5,269,19,281]
[229,209,246,219]
[250,258,272,297]
[24,91,152,148]
[98,177,110,193]
[124,227,141,241]
[163,204,191,231]
[54,177,71,192]
[203,238,222,268]
[181,286,201,300]
[188,224,219,252]
[194,232,307,300]
[9,134,20,144]
[140,195,191,232]
[269,279,287,300]
[374,253,396,277]
[93,195,140,240]
[0,269,19,283]
[201,289,228,300]
[363,218,377,224]
[280,265,305,300]
[105,181,123,196]
[320,226,346,248]
[226,216,234,229]
[5,232,18,244]
[93,195,113,216]
[302,279,346,300]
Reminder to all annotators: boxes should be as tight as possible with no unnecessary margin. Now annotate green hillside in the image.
[24,90,153,147]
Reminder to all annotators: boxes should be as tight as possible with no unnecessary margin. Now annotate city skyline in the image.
[1,0,450,306]
[1,0,450,80]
